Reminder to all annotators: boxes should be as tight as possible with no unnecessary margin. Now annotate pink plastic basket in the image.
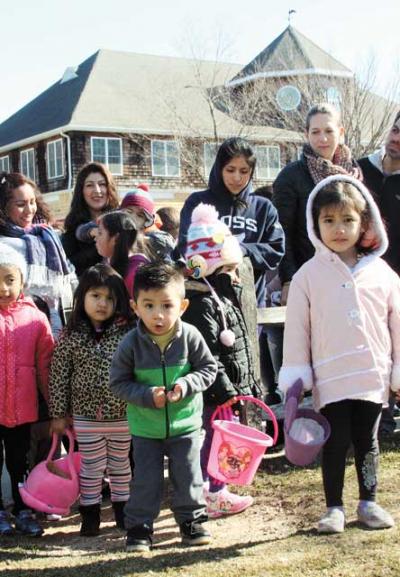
[207,395,279,485]
[19,429,81,515]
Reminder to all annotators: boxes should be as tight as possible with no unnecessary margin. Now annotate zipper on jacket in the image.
[160,351,169,438]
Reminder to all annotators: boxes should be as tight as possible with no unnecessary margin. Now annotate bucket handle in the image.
[46,429,77,481]
[210,395,279,446]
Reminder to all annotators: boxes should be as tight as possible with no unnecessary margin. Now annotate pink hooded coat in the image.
[279,175,400,411]
[0,296,54,427]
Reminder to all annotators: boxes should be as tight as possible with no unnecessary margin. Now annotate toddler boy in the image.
[110,262,217,552]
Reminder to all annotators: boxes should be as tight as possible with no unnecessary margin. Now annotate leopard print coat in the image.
[48,320,133,420]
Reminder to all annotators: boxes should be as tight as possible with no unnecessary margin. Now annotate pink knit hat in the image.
[185,203,242,278]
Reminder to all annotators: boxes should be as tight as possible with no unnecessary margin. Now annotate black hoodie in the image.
[177,158,285,306]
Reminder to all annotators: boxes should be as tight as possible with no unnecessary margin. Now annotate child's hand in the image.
[153,387,167,408]
[50,418,67,435]
[221,396,238,408]
[167,384,182,403]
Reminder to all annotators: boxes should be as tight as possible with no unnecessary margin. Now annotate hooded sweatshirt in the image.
[177,159,285,306]
[278,174,400,411]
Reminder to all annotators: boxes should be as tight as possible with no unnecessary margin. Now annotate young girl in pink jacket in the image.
[0,244,54,537]
[279,174,400,534]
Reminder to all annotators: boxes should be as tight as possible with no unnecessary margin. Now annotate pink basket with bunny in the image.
[207,396,279,485]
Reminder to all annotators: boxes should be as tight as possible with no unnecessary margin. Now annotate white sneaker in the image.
[357,502,395,529]
[318,507,345,534]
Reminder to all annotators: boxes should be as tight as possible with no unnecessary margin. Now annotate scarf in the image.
[303,143,363,184]
[0,221,76,299]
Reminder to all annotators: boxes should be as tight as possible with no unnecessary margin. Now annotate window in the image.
[20,148,35,180]
[204,143,218,177]
[255,146,281,180]
[326,87,341,110]
[91,137,123,175]
[151,140,180,177]
[47,139,64,179]
[0,156,9,172]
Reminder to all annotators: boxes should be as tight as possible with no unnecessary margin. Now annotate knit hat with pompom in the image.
[185,203,242,279]
[0,242,27,279]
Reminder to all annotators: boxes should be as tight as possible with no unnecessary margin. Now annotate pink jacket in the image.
[0,296,54,427]
[279,175,400,410]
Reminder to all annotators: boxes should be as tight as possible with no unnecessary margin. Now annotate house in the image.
[1,26,384,218]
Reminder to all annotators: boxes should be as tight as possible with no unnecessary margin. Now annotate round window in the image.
[276,85,301,111]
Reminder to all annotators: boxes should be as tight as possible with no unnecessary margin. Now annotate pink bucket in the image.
[207,396,279,485]
[19,430,81,515]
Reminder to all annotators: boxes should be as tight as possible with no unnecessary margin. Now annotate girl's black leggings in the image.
[0,423,31,514]
[320,399,382,508]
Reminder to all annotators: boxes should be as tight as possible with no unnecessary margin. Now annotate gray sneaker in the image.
[357,502,395,529]
[317,507,345,534]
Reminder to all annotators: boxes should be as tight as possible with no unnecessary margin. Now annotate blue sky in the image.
[2,0,399,123]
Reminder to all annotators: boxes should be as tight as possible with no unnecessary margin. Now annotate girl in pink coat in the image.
[0,243,54,537]
[279,174,400,534]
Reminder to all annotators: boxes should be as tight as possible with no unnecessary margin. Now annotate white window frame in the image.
[90,137,123,175]
[151,140,180,178]
[255,145,281,180]
[203,142,218,177]
[0,155,9,172]
[47,138,64,179]
[20,148,36,181]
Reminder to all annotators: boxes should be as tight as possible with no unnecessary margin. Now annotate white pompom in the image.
[220,329,235,347]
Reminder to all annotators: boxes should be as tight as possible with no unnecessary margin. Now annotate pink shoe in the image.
[205,489,253,519]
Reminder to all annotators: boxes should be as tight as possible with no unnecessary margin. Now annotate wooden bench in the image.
[257,306,286,327]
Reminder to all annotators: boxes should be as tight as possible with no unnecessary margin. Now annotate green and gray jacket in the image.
[109,320,217,439]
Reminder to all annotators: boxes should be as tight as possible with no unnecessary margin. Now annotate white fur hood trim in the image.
[278,365,313,395]
[306,174,389,258]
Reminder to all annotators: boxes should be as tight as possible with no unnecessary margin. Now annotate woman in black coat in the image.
[62,162,119,276]
[272,103,362,304]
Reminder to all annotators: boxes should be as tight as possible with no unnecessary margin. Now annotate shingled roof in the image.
[0,49,301,151]
[228,25,353,87]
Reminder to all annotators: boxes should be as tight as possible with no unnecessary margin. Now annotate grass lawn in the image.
[1,434,399,577]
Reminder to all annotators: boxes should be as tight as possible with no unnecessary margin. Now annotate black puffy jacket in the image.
[183,274,259,406]
[272,157,315,283]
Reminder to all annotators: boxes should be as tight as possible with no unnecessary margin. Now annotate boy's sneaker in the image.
[126,525,153,552]
[205,488,253,519]
[180,519,211,546]
[0,510,14,535]
[357,502,395,529]
[317,507,345,534]
[15,510,44,537]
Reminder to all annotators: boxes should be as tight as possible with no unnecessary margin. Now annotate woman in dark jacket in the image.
[178,137,285,308]
[62,162,119,276]
[272,103,362,304]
